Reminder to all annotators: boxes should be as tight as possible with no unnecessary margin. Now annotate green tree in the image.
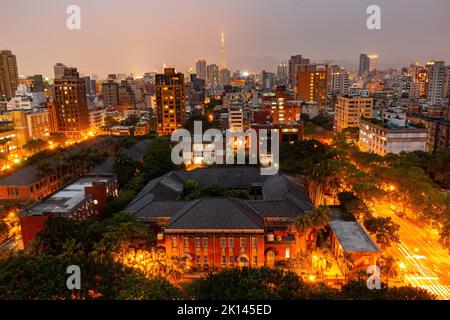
[185,267,337,300]
[113,153,140,186]
[142,137,177,181]
[363,216,400,249]
[101,211,153,255]
[23,139,47,153]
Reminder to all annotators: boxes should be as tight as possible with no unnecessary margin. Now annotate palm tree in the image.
[294,214,313,233]
[311,205,332,228]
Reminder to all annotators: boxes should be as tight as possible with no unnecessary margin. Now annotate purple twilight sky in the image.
[1,0,449,77]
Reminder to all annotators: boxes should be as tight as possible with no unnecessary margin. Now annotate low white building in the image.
[359,117,427,155]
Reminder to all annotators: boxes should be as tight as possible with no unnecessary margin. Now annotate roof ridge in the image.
[167,198,202,226]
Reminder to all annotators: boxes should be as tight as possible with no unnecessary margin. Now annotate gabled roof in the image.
[126,167,315,225]
[329,220,380,253]
[166,198,263,231]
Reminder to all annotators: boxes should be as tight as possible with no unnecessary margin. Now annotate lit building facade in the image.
[53,67,90,139]
[297,64,328,110]
[155,68,186,135]
[334,96,373,132]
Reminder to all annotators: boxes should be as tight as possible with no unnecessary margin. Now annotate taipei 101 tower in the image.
[220,32,227,69]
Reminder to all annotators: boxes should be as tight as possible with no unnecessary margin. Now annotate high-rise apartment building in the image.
[118,81,136,106]
[427,61,447,105]
[102,81,119,107]
[288,55,310,89]
[223,92,245,131]
[328,65,349,96]
[0,50,19,101]
[53,67,90,138]
[155,68,186,135]
[196,60,207,81]
[296,64,328,110]
[334,96,373,132]
[53,63,67,80]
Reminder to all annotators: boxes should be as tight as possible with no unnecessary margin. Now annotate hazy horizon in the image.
[1,0,450,77]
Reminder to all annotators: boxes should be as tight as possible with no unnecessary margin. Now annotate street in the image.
[374,203,450,299]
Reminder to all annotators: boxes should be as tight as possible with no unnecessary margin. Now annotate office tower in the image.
[328,65,349,96]
[220,32,227,70]
[220,68,231,87]
[0,50,19,101]
[53,67,90,138]
[427,61,447,105]
[54,62,67,80]
[155,68,186,135]
[334,96,373,132]
[206,64,219,87]
[296,64,328,110]
[358,54,370,78]
[196,60,207,81]
[277,62,288,85]
[102,81,119,107]
[288,54,310,89]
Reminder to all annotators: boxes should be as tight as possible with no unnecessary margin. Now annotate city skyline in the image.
[1,0,450,77]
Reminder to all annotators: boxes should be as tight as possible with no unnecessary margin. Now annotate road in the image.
[373,203,450,300]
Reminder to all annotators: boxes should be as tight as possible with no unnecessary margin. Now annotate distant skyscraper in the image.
[206,64,219,87]
[54,62,67,80]
[220,68,231,87]
[297,64,328,110]
[53,67,90,138]
[427,60,447,105]
[220,32,227,70]
[277,62,288,85]
[358,54,370,78]
[155,68,186,135]
[0,50,19,101]
[196,60,207,81]
[288,55,310,89]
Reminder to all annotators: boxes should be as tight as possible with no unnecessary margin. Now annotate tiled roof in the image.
[126,167,315,225]
[166,198,264,231]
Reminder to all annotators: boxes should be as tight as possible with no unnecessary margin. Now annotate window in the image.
[253,256,258,265]
[221,256,227,265]
[204,256,208,265]
[196,256,201,265]
[240,238,246,248]
[202,237,208,248]
[172,236,177,248]
[195,238,200,248]
[285,248,290,259]
[252,237,258,248]
[184,237,189,249]
[229,256,234,264]
[220,237,226,248]
[228,238,234,248]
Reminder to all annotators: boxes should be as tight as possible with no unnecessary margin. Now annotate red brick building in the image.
[19,174,118,247]
[126,168,315,270]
